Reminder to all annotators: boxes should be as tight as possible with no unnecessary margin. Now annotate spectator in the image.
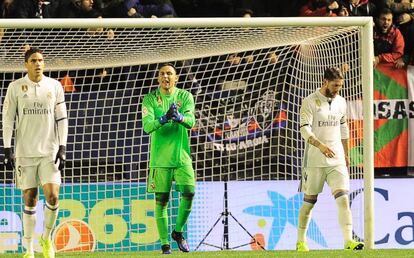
[300,0,341,16]
[56,0,102,18]
[11,0,58,18]
[234,7,254,17]
[397,22,414,66]
[339,0,376,16]
[385,0,414,14]
[110,0,176,17]
[137,1,176,17]
[384,0,414,67]
[99,0,141,17]
[0,0,18,17]
[373,8,405,67]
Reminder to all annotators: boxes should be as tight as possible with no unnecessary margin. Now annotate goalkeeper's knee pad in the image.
[182,192,195,200]
[156,193,170,205]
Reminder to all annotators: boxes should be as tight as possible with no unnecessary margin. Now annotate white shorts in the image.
[15,157,61,190]
[299,165,349,195]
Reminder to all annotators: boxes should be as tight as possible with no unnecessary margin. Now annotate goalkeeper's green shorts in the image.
[147,165,195,193]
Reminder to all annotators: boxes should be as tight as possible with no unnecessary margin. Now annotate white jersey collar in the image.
[24,74,46,87]
[316,88,333,102]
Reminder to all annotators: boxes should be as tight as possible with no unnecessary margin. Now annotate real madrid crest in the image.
[315,99,321,107]
[47,91,52,99]
[21,85,28,92]
[142,107,148,116]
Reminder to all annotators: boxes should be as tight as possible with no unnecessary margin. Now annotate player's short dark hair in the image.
[159,63,177,73]
[323,67,344,81]
[24,47,43,62]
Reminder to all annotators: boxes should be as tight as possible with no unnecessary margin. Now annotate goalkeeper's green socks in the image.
[175,197,193,232]
[155,203,169,245]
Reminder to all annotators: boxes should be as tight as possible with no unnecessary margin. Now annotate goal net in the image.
[0,18,373,253]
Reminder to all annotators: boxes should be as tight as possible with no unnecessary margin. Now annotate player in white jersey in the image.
[296,67,364,252]
[2,48,68,258]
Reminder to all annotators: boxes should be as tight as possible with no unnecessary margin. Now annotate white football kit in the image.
[299,89,350,194]
[2,75,68,189]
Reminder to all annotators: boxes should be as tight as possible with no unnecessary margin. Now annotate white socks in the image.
[297,201,315,243]
[298,195,353,245]
[23,206,36,253]
[42,202,59,240]
[335,195,353,242]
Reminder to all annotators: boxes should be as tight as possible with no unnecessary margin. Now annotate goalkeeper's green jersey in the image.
[142,87,195,168]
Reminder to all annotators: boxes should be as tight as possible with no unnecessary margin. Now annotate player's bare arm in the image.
[308,135,336,158]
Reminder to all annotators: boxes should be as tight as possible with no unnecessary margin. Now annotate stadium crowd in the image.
[0,0,413,66]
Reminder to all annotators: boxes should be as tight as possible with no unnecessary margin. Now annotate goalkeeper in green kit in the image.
[142,63,196,254]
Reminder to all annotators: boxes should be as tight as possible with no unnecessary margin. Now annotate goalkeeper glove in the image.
[166,103,177,119]
[3,148,15,170]
[159,115,169,125]
[159,103,177,125]
[172,110,184,123]
[55,145,66,171]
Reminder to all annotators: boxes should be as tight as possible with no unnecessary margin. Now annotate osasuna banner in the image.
[349,64,414,167]
[373,64,414,167]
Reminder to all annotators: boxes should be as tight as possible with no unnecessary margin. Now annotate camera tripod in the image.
[194,181,265,250]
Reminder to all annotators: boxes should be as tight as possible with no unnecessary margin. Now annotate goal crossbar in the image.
[0,17,373,29]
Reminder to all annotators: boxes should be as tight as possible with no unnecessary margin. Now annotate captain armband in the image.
[340,121,349,139]
[55,101,67,121]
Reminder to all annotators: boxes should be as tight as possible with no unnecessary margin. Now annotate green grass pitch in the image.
[3,250,414,258]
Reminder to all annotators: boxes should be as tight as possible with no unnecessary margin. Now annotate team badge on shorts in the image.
[142,107,148,116]
[21,85,28,92]
[15,166,23,189]
[150,183,156,190]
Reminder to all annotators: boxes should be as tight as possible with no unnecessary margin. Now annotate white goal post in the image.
[0,17,374,252]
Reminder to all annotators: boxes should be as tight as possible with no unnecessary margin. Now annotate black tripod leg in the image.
[228,213,266,250]
[194,214,224,251]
